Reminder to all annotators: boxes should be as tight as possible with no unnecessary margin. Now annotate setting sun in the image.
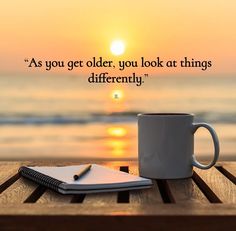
[110,40,125,56]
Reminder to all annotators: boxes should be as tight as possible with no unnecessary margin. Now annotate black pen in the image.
[73,164,92,180]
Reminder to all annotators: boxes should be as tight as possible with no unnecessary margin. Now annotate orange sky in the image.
[0,0,235,75]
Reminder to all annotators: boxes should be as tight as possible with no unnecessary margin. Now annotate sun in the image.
[110,40,125,56]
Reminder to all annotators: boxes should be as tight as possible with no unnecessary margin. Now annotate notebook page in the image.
[29,164,152,189]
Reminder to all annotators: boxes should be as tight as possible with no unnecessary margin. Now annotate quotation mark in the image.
[24,59,29,62]
[144,74,148,77]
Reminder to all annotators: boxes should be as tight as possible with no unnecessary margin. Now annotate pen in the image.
[73,164,92,180]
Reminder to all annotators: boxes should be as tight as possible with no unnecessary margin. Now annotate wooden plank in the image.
[0,203,235,216]
[83,192,117,205]
[0,177,38,203]
[128,165,163,204]
[215,163,236,185]
[37,189,72,204]
[221,162,236,176]
[194,167,236,203]
[167,178,209,204]
[0,162,21,185]
[0,206,235,231]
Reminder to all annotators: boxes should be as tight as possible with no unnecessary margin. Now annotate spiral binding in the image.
[19,166,64,192]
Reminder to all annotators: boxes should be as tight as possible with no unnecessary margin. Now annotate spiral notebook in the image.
[19,164,152,194]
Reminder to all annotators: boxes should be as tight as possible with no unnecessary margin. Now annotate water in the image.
[0,74,235,160]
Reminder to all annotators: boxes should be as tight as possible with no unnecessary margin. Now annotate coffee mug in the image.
[138,113,220,179]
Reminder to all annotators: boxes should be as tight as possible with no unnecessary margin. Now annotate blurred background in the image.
[0,1,235,160]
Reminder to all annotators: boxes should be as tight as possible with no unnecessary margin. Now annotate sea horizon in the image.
[0,74,236,161]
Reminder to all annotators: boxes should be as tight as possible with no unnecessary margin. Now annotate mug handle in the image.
[192,123,220,169]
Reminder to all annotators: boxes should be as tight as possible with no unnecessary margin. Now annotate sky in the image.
[0,0,235,75]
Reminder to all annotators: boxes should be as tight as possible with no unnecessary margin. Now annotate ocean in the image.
[0,74,235,160]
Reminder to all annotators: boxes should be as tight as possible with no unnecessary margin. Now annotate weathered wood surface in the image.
[223,163,236,176]
[0,203,235,215]
[36,189,72,204]
[0,162,22,185]
[194,167,236,203]
[128,165,163,204]
[167,178,209,204]
[0,161,235,231]
[0,177,38,204]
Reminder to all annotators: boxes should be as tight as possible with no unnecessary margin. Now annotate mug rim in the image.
[138,113,194,117]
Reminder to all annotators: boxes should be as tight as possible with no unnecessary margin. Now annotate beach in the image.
[0,74,235,160]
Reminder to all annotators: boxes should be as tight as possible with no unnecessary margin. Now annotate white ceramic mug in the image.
[138,113,220,179]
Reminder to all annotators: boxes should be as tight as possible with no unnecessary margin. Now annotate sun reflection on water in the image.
[106,140,126,157]
[105,126,129,157]
[107,127,127,137]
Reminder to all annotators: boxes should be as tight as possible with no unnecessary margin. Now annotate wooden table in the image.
[0,161,235,231]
